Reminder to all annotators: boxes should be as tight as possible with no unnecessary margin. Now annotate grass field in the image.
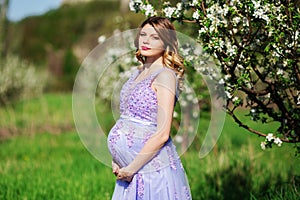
[0,93,299,199]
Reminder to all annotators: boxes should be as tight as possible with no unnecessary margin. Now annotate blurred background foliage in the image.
[4,0,145,93]
[0,0,299,199]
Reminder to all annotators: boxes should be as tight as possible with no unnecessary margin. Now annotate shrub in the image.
[0,55,46,105]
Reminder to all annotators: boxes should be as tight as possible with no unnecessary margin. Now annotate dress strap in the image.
[130,69,140,80]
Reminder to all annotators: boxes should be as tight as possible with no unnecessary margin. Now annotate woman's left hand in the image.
[116,167,135,182]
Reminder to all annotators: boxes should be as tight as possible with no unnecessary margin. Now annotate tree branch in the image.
[240,86,269,96]
[227,108,298,143]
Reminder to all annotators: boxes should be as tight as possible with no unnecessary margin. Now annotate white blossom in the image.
[193,110,199,118]
[141,4,156,17]
[219,39,225,48]
[224,74,231,80]
[129,0,142,12]
[193,10,200,20]
[295,30,299,41]
[252,1,270,24]
[129,1,136,12]
[252,0,261,9]
[253,8,264,18]
[174,2,183,17]
[98,35,106,44]
[276,69,284,75]
[188,126,194,132]
[237,64,243,69]
[271,51,280,58]
[243,17,249,27]
[232,96,239,102]
[276,13,284,21]
[198,27,207,35]
[266,133,274,141]
[261,14,270,24]
[268,29,273,37]
[221,4,229,16]
[260,141,266,150]
[199,60,205,65]
[163,6,175,18]
[232,16,241,25]
[292,30,299,46]
[225,91,233,99]
[173,111,178,118]
[176,2,183,11]
[187,94,194,101]
[174,135,183,143]
[190,0,199,6]
[206,4,228,33]
[226,42,237,56]
[181,47,190,56]
[219,78,225,84]
[181,99,187,107]
[192,97,198,104]
[274,137,282,147]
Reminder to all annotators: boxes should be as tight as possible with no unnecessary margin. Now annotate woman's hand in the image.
[112,161,120,176]
[116,167,135,182]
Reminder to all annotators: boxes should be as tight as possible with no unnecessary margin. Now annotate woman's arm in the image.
[117,70,176,181]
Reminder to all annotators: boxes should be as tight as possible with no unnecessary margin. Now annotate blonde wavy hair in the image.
[134,16,185,90]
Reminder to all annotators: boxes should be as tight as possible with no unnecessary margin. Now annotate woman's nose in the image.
[142,37,150,44]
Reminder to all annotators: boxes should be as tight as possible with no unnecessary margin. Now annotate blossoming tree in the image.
[129,0,300,152]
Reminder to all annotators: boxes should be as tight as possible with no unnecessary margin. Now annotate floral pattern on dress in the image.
[183,186,192,200]
[137,173,144,199]
[120,71,160,124]
[126,126,135,148]
[108,121,124,157]
[166,146,177,170]
[151,156,161,172]
[142,131,152,144]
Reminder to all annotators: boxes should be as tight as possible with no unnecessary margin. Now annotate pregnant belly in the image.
[107,119,156,167]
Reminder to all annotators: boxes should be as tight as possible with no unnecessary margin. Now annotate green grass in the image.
[0,132,114,200]
[0,93,299,199]
[0,93,74,139]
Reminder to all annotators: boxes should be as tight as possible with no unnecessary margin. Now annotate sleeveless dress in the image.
[107,67,192,200]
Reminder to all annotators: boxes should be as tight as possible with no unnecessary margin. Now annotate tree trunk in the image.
[0,0,9,59]
[120,0,129,14]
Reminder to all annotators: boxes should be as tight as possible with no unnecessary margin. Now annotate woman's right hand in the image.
[112,161,120,176]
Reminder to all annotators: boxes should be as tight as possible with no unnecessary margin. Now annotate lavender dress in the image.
[107,68,192,200]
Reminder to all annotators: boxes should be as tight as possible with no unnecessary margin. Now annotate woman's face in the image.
[138,24,164,59]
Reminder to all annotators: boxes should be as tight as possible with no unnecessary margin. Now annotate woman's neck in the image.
[144,55,163,70]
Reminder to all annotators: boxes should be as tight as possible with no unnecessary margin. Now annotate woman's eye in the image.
[153,36,160,40]
[140,33,146,36]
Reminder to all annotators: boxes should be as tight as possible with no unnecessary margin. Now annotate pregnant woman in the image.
[107,16,192,200]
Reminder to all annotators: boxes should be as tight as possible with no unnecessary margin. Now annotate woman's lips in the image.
[141,46,151,50]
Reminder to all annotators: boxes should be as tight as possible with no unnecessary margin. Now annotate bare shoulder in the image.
[152,68,176,93]
[155,68,176,83]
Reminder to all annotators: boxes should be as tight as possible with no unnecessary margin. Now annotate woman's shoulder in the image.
[153,67,177,90]
[155,67,177,81]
